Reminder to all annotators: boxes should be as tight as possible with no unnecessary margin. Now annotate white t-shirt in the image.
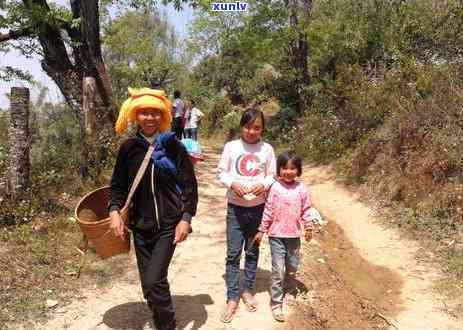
[184,107,204,129]
[218,139,276,207]
[173,98,184,118]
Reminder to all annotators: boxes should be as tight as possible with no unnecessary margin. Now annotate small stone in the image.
[317,258,326,264]
[46,299,58,308]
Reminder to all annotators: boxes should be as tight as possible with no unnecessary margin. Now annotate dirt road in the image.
[20,146,461,330]
[298,166,462,330]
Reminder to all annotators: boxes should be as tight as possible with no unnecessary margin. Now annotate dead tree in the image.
[80,76,105,178]
[8,87,30,198]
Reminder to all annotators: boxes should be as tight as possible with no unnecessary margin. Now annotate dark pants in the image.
[184,128,198,140]
[225,203,265,302]
[171,117,184,140]
[133,224,177,330]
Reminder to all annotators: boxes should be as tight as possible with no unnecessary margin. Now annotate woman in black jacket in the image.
[108,88,198,330]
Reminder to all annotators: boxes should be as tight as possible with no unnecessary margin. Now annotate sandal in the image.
[220,300,239,323]
[241,291,258,312]
[271,305,285,322]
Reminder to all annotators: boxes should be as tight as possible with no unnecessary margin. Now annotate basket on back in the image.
[75,186,130,258]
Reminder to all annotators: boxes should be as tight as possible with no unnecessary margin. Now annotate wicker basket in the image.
[75,186,130,259]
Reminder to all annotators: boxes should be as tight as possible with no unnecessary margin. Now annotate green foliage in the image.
[188,0,288,103]
[201,96,234,134]
[103,9,188,101]
[0,96,82,226]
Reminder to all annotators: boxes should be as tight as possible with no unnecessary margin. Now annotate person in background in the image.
[184,99,204,141]
[217,107,276,323]
[171,90,184,140]
[254,151,314,322]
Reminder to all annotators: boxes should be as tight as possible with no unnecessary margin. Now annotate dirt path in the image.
[22,147,283,330]
[300,165,462,330]
[19,147,462,330]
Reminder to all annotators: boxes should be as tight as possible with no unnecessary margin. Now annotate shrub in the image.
[351,64,463,228]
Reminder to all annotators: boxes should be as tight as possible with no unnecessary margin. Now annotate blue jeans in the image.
[226,203,264,302]
[269,237,301,306]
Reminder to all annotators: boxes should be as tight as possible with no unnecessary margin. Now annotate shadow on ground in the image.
[103,294,214,330]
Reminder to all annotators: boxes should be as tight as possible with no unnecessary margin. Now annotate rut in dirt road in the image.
[300,165,462,330]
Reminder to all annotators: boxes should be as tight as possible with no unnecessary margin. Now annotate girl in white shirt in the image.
[217,107,276,323]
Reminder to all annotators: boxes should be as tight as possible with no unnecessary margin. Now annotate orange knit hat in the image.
[115,87,172,134]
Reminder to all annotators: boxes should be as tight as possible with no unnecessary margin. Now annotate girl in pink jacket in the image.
[255,151,314,322]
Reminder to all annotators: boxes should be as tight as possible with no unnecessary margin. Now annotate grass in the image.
[0,174,130,327]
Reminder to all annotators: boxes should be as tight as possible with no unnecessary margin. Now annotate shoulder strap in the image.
[121,144,155,212]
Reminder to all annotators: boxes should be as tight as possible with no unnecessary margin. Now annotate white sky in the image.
[0,1,194,109]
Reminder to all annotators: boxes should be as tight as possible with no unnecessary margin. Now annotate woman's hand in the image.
[109,210,125,239]
[174,220,191,244]
[249,183,265,196]
[231,182,247,197]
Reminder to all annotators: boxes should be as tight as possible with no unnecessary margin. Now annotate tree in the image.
[8,87,30,198]
[1,1,115,127]
[0,0,195,124]
[287,0,313,113]
[188,0,289,103]
[1,0,194,177]
[103,9,187,101]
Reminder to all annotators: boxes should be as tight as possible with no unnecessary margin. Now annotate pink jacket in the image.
[259,180,313,238]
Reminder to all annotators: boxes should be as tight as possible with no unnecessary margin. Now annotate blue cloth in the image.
[138,132,178,177]
[181,138,201,154]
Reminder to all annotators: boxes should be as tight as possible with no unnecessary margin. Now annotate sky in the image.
[0,1,194,109]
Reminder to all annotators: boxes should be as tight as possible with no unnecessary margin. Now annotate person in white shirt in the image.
[184,100,204,141]
[171,90,184,139]
[217,107,276,323]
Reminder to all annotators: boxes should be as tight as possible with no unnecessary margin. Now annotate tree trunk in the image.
[15,0,117,178]
[18,0,115,127]
[289,0,313,114]
[8,87,30,198]
[71,0,116,123]
[83,77,99,136]
[81,77,108,179]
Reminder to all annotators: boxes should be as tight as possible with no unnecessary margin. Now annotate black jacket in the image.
[108,132,198,231]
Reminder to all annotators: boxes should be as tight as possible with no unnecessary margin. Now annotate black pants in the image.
[133,224,177,330]
[171,117,184,140]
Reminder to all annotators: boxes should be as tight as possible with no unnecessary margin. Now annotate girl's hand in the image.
[254,231,264,245]
[305,230,313,242]
[249,183,265,196]
[231,182,247,197]
[109,210,125,239]
[174,220,191,244]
